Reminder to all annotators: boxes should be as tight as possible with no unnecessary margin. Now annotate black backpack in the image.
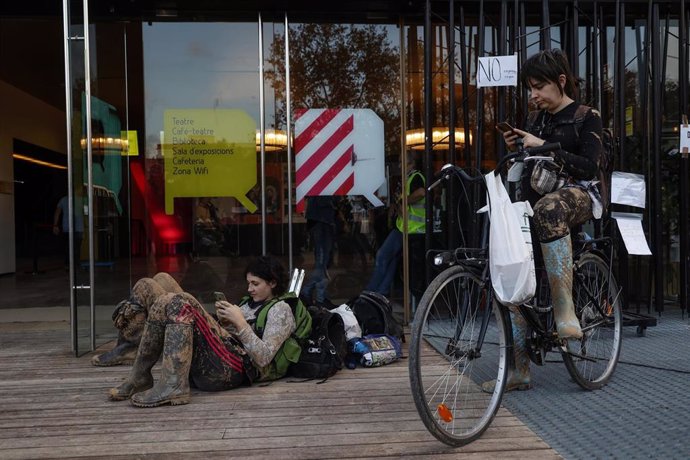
[348,291,405,343]
[597,126,616,214]
[526,105,616,214]
[289,305,347,380]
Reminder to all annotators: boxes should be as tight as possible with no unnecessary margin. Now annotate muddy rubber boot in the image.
[91,332,138,367]
[108,320,165,401]
[131,324,192,408]
[482,310,531,393]
[541,234,583,339]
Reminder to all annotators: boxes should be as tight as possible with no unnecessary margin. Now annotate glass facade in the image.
[0,1,688,353]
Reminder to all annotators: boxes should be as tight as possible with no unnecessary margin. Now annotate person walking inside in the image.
[52,185,85,270]
[300,195,338,306]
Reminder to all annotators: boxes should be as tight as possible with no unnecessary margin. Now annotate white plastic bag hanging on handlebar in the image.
[485,172,536,306]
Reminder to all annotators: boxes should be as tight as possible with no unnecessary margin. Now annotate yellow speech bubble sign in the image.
[163,109,257,215]
[121,130,139,156]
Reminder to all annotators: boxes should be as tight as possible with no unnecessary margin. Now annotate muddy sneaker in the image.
[481,374,532,393]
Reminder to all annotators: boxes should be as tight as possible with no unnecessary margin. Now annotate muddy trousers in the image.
[533,187,589,339]
[110,292,250,405]
[92,273,183,366]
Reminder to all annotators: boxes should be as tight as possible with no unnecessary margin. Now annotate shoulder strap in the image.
[525,110,542,132]
[573,104,591,121]
[238,295,250,306]
[254,292,310,340]
[408,169,425,186]
[552,104,590,130]
[253,296,282,338]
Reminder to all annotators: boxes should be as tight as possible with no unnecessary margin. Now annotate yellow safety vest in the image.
[396,170,426,234]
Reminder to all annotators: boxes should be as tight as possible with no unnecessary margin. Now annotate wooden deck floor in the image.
[0,322,561,459]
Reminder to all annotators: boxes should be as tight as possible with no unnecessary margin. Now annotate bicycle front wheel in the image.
[563,253,622,390]
[409,265,510,446]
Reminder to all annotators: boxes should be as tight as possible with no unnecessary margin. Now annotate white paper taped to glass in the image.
[611,171,646,208]
[611,212,652,255]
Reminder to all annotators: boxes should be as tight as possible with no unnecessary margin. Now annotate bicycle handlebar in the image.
[427,141,562,190]
[427,164,483,191]
[493,142,562,174]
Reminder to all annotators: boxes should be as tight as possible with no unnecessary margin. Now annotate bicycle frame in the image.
[410,140,621,447]
[434,214,497,360]
[427,141,571,366]
[572,238,622,332]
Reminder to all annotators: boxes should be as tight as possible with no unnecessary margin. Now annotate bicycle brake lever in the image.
[428,174,449,191]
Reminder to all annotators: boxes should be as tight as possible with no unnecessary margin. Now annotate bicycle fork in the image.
[445,278,494,361]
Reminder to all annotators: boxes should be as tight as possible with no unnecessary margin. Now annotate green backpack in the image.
[248,292,312,380]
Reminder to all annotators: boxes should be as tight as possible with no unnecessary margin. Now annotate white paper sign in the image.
[477,55,518,88]
[612,212,652,255]
[680,124,690,154]
[611,171,646,208]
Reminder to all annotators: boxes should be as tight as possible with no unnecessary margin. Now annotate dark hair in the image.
[406,151,423,171]
[244,255,287,295]
[520,49,578,99]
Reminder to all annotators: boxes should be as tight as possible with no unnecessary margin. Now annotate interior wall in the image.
[0,80,66,274]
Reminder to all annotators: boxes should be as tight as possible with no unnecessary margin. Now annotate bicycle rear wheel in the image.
[563,253,622,390]
[409,265,510,446]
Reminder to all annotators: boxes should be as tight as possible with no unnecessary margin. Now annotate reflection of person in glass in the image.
[107,256,310,407]
[339,196,375,269]
[194,197,224,256]
[266,185,278,215]
[52,185,85,270]
[366,153,425,296]
[300,195,338,306]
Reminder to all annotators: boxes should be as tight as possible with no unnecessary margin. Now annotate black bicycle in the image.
[408,143,622,446]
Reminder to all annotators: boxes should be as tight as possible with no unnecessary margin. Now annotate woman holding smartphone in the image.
[108,255,310,407]
[489,49,604,393]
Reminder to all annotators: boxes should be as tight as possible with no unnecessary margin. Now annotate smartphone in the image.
[213,291,227,302]
[497,121,515,133]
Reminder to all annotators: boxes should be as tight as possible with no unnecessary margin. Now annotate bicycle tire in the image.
[409,265,510,446]
[563,252,622,390]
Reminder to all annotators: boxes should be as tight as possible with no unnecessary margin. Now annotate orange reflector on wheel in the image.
[437,403,454,423]
[604,299,613,316]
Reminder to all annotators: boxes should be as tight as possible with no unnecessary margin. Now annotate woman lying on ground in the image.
[108,255,311,408]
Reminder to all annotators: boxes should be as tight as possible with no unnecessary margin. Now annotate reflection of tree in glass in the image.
[266,24,401,155]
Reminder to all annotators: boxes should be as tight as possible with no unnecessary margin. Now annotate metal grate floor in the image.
[501,309,690,459]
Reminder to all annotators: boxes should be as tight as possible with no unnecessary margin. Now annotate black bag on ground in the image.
[289,305,347,380]
[347,291,404,343]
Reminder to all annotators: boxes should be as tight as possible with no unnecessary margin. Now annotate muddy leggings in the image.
[532,186,593,243]
[131,273,183,309]
[114,273,184,343]
[148,292,251,392]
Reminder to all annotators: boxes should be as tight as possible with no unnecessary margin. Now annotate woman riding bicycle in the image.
[496,48,604,391]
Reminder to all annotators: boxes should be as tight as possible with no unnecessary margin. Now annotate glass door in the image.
[278,21,402,306]
[140,20,262,304]
[63,0,93,355]
[64,1,133,355]
[87,20,134,351]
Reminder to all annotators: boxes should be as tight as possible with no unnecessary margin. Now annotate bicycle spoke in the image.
[409,266,509,446]
[563,254,622,390]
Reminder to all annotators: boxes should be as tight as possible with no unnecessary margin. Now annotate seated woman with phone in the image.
[108,255,310,408]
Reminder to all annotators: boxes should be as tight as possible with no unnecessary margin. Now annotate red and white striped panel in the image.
[295,108,386,212]
[294,108,356,211]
